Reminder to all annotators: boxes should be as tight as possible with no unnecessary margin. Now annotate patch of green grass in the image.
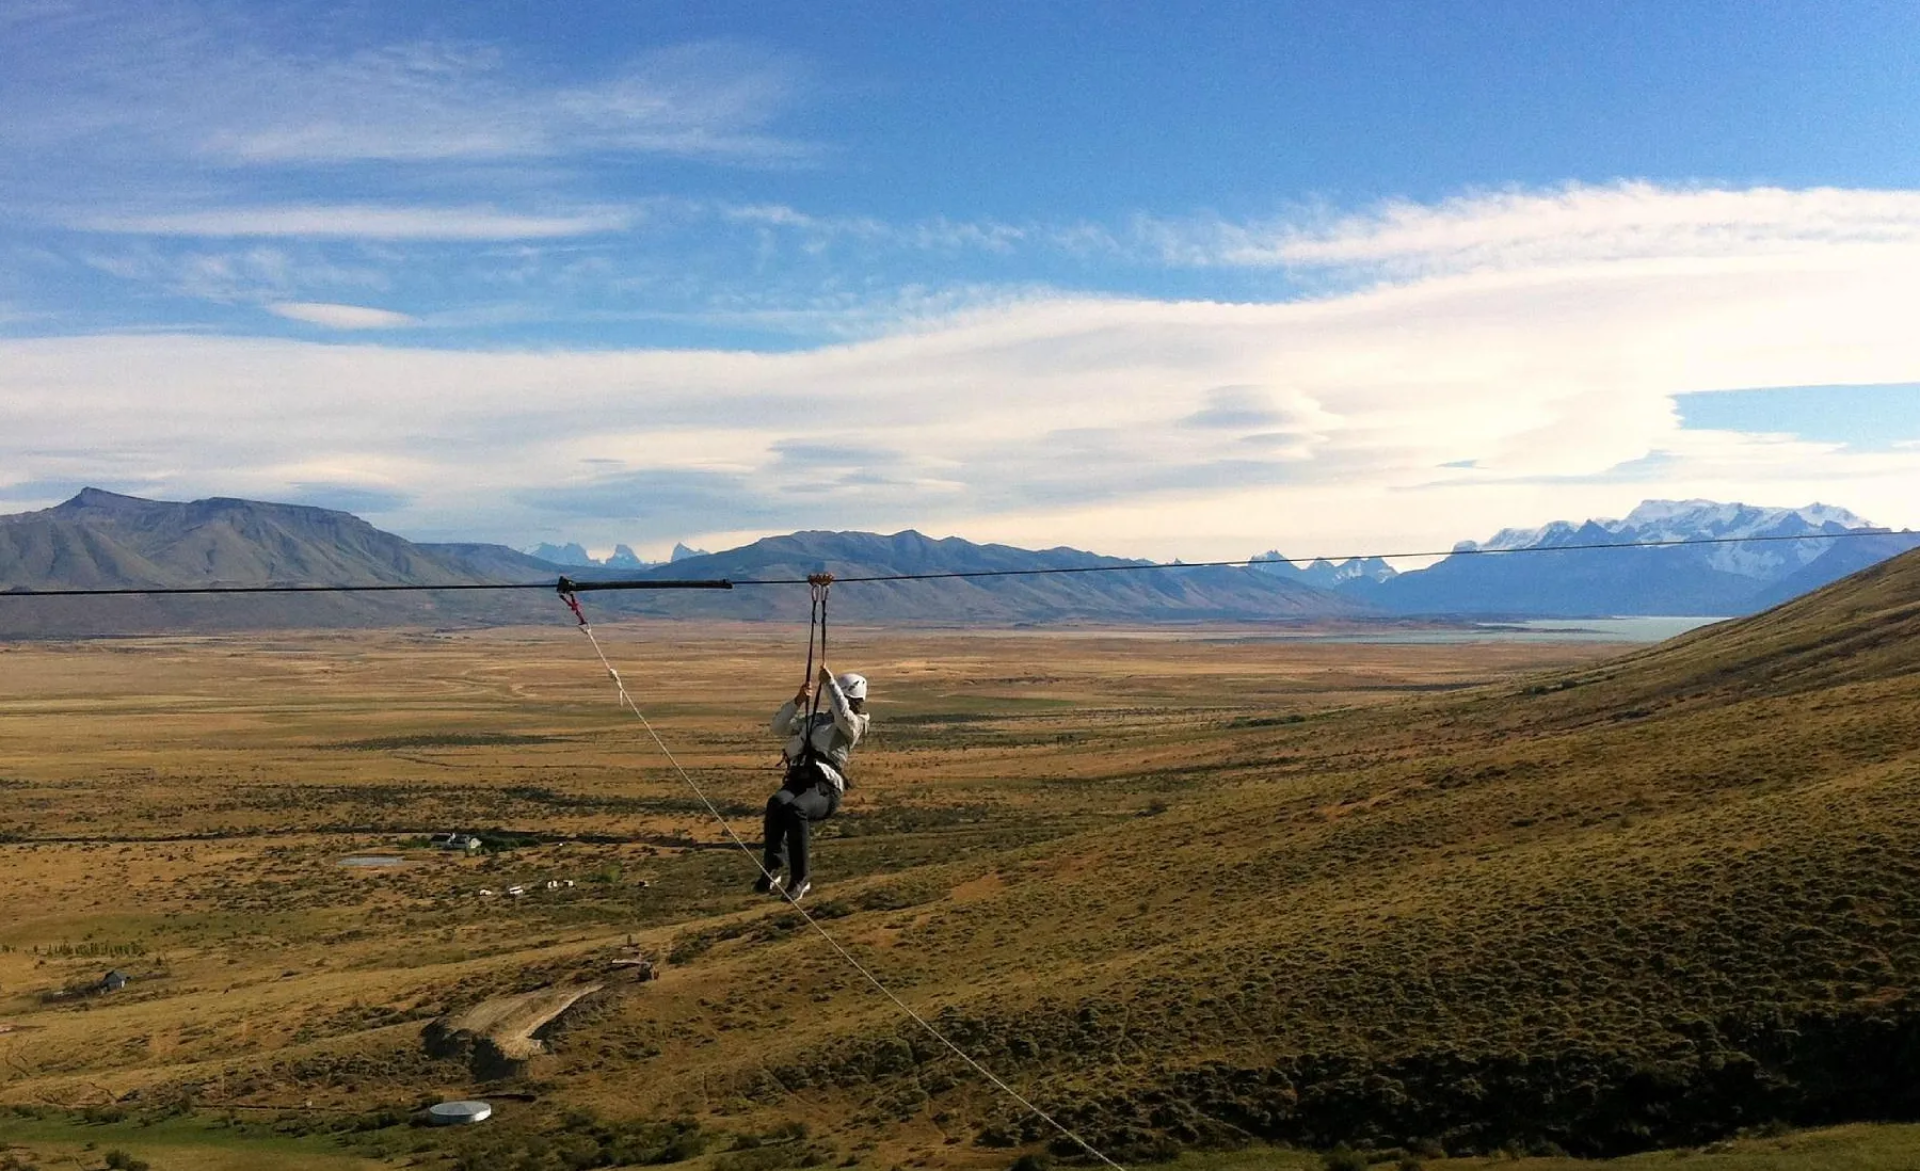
[0,1106,401,1168]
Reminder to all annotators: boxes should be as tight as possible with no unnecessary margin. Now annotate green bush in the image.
[1320,1145,1368,1171]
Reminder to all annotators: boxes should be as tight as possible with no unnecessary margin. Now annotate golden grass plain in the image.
[0,622,1613,1165]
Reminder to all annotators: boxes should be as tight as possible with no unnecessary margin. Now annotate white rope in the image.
[568,616,1128,1171]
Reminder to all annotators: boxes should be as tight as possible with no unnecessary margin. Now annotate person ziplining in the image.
[758,575,867,901]
[760,665,867,901]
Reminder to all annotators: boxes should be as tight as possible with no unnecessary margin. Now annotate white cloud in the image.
[719,203,1028,255]
[0,9,811,170]
[80,243,391,305]
[76,204,634,241]
[266,302,417,329]
[3,183,1919,558]
[1128,184,1920,276]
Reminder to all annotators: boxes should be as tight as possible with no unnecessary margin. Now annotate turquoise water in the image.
[1316,616,1727,644]
[1201,616,1729,646]
[1505,616,1728,641]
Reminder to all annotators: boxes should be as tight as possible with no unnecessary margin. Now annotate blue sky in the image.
[2,1,1918,557]
[1678,385,1920,451]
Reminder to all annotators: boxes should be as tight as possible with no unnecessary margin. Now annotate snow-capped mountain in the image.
[1342,499,1917,617]
[525,541,597,567]
[604,544,651,569]
[1462,500,1870,579]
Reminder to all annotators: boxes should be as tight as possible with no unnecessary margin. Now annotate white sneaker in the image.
[783,878,812,902]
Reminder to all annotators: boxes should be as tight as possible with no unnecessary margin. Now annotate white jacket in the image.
[773,674,868,793]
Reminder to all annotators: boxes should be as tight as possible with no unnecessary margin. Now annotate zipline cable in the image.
[1,529,1905,597]
[558,586,1128,1171]
[2,577,733,598]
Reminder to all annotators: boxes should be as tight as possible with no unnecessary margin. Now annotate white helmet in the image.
[835,672,868,701]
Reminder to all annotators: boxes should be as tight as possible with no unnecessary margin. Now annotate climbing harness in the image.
[554,580,1127,1171]
[792,572,833,773]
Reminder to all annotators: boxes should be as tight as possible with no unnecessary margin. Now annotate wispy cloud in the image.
[0,9,813,172]
[183,42,812,166]
[1122,184,1920,276]
[76,204,634,241]
[266,301,417,329]
[0,10,817,310]
[81,243,387,304]
[719,203,1028,255]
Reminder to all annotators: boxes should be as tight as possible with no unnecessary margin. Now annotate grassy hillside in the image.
[611,548,1920,1159]
[0,549,1916,1167]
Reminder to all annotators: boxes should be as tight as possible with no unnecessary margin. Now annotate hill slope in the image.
[593,548,1920,1158]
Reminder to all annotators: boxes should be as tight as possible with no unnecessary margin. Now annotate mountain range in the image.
[0,488,564,636]
[1257,499,1920,617]
[0,490,1364,635]
[599,529,1363,624]
[3,490,1916,636]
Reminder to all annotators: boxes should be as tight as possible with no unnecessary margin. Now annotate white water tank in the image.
[427,1100,493,1126]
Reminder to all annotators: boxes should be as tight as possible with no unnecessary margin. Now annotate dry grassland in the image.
[0,567,1916,1171]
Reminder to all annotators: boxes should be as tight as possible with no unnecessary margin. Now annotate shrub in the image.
[1321,1145,1369,1171]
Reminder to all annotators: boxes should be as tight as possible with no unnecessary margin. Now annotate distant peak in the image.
[604,544,653,569]
[1618,498,1872,532]
[525,541,597,567]
[67,487,143,505]
[51,487,159,516]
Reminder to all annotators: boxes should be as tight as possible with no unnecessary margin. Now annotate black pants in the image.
[763,767,841,884]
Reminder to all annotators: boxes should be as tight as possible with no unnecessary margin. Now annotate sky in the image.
[3,0,1919,561]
